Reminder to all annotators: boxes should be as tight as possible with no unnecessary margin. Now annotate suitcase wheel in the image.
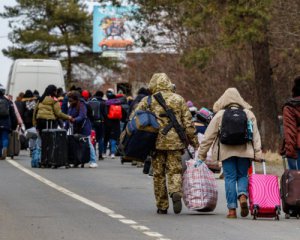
[253,206,258,220]
[275,207,280,221]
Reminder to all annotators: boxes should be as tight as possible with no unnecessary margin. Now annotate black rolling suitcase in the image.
[67,134,90,168]
[8,130,21,159]
[281,157,300,219]
[40,127,68,168]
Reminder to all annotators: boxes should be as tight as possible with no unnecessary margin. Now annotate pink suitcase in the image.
[248,160,281,220]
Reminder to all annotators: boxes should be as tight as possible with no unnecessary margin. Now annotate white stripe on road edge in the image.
[7,160,171,240]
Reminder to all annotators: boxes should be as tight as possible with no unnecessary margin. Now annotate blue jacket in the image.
[67,102,92,136]
[61,95,69,114]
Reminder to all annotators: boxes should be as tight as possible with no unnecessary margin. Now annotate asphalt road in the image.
[0,151,299,240]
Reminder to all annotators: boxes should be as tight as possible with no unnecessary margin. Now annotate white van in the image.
[7,59,65,99]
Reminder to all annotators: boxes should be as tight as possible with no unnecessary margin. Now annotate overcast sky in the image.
[0,0,16,87]
[0,0,98,88]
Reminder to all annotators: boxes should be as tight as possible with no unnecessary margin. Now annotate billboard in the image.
[93,5,134,54]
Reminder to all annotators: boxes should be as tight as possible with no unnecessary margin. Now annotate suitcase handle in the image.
[282,155,299,170]
[46,120,53,130]
[251,159,266,175]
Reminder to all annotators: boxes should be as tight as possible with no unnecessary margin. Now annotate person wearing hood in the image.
[198,88,262,219]
[21,90,37,130]
[134,73,199,215]
[0,84,17,159]
[282,76,300,170]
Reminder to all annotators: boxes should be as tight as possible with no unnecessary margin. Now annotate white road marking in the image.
[119,219,137,225]
[131,225,150,231]
[7,160,171,240]
[144,232,163,237]
[108,214,126,219]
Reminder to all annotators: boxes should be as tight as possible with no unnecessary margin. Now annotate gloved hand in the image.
[194,159,203,167]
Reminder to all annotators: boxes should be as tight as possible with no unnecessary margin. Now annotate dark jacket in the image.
[90,96,106,122]
[104,96,121,141]
[282,97,300,158]
[61,95,69,114]
[21,97,37,129]
[0,96,17,132]
[67,102,92,136]
[129,93,147,116]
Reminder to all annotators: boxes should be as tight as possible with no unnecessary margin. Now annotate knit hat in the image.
[187,100,194,108]
[107,88,114,94]
[81,90,90,100]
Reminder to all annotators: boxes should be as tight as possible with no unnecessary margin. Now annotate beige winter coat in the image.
[198,88,262,162]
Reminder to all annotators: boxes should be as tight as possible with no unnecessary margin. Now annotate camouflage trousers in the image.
[152,150,183,210]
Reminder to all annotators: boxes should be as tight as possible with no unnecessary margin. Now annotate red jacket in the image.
[283,97,300,158]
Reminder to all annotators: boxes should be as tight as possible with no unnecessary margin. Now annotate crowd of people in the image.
[0,73,300,218]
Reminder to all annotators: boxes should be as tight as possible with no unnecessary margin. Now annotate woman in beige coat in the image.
[198,88,262,219]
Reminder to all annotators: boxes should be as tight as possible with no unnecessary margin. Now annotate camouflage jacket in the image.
[134,73,198,150]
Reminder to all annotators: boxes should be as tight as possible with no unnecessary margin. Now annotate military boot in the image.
[171,192,182,214]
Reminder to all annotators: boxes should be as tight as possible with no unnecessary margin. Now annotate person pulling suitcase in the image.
[198,88,263,219]
[66,91,98,168]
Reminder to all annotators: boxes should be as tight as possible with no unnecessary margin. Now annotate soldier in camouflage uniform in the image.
[134,73,199,214]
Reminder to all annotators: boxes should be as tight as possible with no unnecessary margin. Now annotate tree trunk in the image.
[66,47,72,90]
[252,38,279,151]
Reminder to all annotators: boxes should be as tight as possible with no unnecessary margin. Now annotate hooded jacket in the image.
[282,96,300,159]
[33,96,69,126]
[21,97,37,129]
[0,95,17,131]
[134,73,198,150]
[198,88,262,161]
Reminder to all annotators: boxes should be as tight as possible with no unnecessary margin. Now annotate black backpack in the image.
[88,98,102,121]
[0,98,9,117]
[219,107,248,145]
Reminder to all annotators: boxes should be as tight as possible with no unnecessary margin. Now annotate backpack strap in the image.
[153,92,192,158]
[147,96,152,109]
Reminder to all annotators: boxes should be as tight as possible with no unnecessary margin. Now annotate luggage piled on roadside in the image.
[183,159,218,212]
[280,157,300,219]
[248,160,281,220]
